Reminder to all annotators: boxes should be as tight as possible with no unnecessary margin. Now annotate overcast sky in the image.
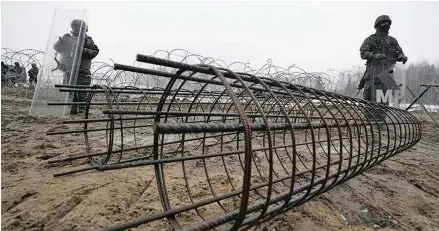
[2,1,439,72]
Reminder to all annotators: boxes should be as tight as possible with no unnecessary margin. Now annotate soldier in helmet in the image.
[28,63,39,87]
[12,62,26,85]
[54,19,99,115]
[357,15,408,124]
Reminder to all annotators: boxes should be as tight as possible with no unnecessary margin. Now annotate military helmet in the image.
[70,19,88,32]
[374,15,392,28]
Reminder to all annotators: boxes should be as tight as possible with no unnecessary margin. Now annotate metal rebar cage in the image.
[47,54,421,231]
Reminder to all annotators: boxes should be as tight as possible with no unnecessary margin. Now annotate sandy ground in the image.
[1,88,439,231]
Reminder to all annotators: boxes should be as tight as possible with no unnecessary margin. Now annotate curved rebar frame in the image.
[46,54,421,231]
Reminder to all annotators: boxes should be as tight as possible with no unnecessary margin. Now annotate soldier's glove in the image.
[372,53,387,60]
[397,54,408,64]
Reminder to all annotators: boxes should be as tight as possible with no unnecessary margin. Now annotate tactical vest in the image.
[369,34,399,69]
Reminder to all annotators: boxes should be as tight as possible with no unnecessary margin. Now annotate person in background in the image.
[11,62,26,85]
[1,61,8,76]
[1,62,8,84]
[28,63,39,87]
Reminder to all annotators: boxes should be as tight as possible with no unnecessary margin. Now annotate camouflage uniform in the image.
[28,65,39,86]
[358,15,407,123]
[12,63,26,85]
[71,34,99,114]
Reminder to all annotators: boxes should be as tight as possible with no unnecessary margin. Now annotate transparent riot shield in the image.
[29,9,89,117]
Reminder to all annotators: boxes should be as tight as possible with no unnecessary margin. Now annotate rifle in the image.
[356,63,369,96]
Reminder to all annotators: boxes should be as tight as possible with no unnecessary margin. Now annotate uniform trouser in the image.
[71,72,92,112]
[363,83,389,124]
[29,76,37,85]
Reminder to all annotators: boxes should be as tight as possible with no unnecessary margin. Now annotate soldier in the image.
[12,62,26,85]
[357,15,408,124]
[54,19,99,115]
[28,63,39,86]
[1,61,7,77]
[1,62,8,86]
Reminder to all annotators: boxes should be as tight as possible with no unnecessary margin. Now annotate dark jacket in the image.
[28,67,39,79]
[79,35,99,72]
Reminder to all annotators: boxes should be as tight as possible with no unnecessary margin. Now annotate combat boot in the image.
[70,108,78,115]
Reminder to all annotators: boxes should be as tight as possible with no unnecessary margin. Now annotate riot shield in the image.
[29,9,89,117]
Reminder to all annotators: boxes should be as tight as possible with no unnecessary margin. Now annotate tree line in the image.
[334,62,439,105]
